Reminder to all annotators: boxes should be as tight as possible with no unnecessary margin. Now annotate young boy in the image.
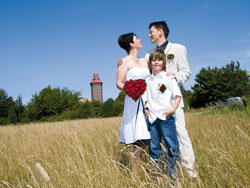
[143,49,182,178]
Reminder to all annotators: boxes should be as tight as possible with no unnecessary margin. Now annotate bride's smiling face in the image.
[131,35,143,50]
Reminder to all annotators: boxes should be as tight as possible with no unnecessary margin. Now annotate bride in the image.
[116,33,150,171]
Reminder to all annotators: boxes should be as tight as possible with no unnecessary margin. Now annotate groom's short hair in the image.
[149,21,169,39]
[118,33,135,54]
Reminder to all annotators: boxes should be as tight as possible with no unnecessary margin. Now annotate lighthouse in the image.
[90,71,103,102]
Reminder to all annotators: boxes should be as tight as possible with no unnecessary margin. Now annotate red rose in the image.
[167,54,174,60]
[159,83,167,93]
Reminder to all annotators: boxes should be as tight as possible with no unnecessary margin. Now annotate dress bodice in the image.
[125,67,150,81]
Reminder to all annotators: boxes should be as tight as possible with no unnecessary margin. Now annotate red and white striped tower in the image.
[90,71,103,102]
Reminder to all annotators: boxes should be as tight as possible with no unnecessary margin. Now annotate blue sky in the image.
[1,0,250,104]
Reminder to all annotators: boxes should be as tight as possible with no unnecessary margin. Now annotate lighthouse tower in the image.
[90,71,103,102]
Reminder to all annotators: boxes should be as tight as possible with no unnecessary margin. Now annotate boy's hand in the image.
[162,109,175,116]
[144,109,150,116]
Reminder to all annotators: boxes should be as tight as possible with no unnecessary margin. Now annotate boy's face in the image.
[151,59,164,72]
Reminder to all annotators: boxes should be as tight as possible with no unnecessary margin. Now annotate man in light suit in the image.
[145,21,197,178]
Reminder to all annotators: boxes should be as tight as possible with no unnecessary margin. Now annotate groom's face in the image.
[149,26,161,44]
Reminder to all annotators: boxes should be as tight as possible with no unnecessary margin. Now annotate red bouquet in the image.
[123,79,147,101]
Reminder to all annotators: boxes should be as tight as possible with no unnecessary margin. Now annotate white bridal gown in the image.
[119,67,151,144]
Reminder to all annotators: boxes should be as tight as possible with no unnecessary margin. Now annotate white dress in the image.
[119,67,151,144]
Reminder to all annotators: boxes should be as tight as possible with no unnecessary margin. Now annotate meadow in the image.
[0,111,249,188]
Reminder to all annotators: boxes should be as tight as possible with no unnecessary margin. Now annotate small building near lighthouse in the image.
[90,71,103,102]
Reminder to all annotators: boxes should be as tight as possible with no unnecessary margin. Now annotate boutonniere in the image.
[167,54,174,60]
[158,83,167,93]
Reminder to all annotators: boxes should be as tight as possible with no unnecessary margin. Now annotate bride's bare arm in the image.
[116,61,128,90]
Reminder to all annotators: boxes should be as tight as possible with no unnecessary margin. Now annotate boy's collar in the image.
[151,71,166,78]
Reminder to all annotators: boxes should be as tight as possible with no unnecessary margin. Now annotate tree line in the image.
[189,61,250,108]
[0,86,126,125]
[1,61,250,125]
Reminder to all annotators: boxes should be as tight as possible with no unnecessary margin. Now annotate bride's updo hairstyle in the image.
[118,33,136,54]
[148,49,166,74]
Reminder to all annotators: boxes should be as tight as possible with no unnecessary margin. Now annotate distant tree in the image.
[180,85,192,109]
[81,101,94,118]
[90,100,102,117]
[115,91,126,103]
[190,61,250,108]
[221,61,250,97]
[0,89,15,125]
[190,67,225,108]
[180,85,192,98]
[8,95,24,124]
[101,98,116,117]
[0,89,14,117]
[113,91,126,116]
[112,101,124,116]
[26,86,82,121]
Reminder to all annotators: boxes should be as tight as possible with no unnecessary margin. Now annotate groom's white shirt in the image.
[145,42,191,108]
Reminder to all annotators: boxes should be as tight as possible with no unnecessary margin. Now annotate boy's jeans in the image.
[147,116,180,178]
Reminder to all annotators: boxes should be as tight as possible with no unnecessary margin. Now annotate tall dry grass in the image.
[0,112,249,187]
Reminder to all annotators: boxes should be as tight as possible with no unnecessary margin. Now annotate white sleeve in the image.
[175,45,191,84]
[145,53,150,62]
[171,79,182,98]
[141,92,147,105]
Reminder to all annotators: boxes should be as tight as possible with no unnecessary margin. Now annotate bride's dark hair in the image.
[118,33,136,54]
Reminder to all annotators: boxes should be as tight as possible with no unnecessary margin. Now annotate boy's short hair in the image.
[148,49,166,74]
[118,33,135,54]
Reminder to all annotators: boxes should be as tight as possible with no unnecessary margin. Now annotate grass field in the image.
[0,112,249,188]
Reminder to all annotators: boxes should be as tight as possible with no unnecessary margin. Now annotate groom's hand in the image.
[166,72,176,79]
[117,58,124,68]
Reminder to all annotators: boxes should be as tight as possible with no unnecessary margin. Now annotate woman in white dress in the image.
[116,33,151,170]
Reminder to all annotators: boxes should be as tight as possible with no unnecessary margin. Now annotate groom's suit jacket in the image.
[145,42,191,108]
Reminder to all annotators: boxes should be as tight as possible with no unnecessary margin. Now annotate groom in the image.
[145,21,197,178]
